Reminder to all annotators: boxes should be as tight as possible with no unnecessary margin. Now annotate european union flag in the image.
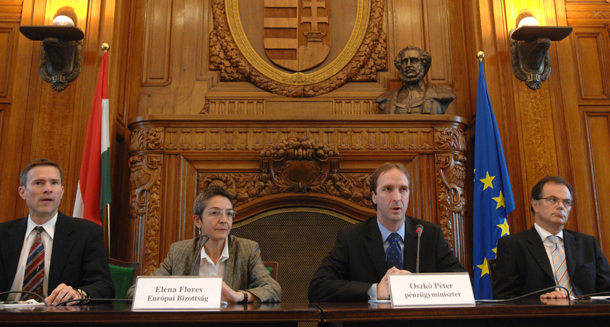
[473,60,516,300]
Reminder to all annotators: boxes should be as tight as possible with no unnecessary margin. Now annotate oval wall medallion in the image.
[210,0,386,97]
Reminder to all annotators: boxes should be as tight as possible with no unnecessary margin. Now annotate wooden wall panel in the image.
[584,111,610,251]
[574,27,610,100]
[566,0,610,5]
[389,0,455,86]
[390,0,424,54]
[141,0,172,86]
[423,0,452,84]
[0,0,120,231]
[0,106,4,147]
[0,25,16,98]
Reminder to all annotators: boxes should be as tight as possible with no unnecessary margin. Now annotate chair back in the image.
[263,261,278,280]
[108,258,140,299]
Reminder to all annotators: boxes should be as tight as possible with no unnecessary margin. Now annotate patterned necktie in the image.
[23,226,45,300]
[547,235,573,295]
[386,233,403,269]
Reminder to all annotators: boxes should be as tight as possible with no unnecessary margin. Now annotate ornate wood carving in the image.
[130,127,165,153]
[146,126,443,154]
[197,137,372,209]
[433,127,467,249]
[566,5,610,25]
[129,154,163,275]
[435,153,467,251]
[209,0,386,97]
[434,127,466,151]
[128,116,468,266]
[39,39,83,92]
[333,100,380,115]
[203,100,266,115]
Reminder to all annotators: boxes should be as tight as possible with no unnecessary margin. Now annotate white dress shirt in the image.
[8,214,58,301]
[368,219,406,300]
[534,222,568,285]
[198,238,230,278]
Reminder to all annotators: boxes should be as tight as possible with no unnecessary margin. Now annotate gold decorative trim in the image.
[225,0,370,86]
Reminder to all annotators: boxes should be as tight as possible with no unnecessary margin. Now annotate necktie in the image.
[23,226,45,300]
[547,235,573,295]
[386,233,403,269]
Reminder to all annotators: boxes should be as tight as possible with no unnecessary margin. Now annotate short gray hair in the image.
[193,186,234,216]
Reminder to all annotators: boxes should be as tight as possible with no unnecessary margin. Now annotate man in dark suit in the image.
[493,176,610,299]
[0,158,114,305]
[308,162,465,302]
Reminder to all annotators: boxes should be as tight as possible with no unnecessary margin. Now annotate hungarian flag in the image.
[73,52,111,225]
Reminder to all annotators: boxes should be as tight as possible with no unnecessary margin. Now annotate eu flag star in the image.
[493,191,506,209]
[480,172,495,190]
[477,257,490,277]
[497,218,510,236]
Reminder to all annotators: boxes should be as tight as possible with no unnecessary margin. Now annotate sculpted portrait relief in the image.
[376,46,456,114]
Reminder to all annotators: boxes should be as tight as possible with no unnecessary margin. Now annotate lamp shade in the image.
[511,26,573,41]
[19,25,84,41]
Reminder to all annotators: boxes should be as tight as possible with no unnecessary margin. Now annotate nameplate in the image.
[389,272,475,307]
[132,276,222,310]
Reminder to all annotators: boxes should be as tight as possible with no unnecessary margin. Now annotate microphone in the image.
[415,224,423,274]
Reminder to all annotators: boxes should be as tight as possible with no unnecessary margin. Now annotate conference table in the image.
[316,298,610,326]
[0,302,320,326]
[1,298,609,326]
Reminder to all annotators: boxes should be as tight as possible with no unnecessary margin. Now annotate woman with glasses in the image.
[127,186,281,303]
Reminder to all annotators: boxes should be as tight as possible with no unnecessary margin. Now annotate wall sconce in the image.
[19,11,84,92]
[510,17,572,90]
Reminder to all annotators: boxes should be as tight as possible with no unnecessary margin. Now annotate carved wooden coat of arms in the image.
[211,0,386,97]
[263,0,331,71]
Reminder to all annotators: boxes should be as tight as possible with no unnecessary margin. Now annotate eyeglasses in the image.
[539,196,573,208]
[204,209,236,219]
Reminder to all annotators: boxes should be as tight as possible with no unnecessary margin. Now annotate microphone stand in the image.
[415,224,423,273]
[199,233,210,254]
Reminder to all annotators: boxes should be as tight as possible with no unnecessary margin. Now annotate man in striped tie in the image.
[493,176,610,299]
[0,159,114,305]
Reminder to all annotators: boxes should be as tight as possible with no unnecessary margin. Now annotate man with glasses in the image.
[493,176,610,299]
[126,186,281,302]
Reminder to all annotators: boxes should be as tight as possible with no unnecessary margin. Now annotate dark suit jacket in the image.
[493,226,610,299]
[0,212,114,300]
[307,216,466,302]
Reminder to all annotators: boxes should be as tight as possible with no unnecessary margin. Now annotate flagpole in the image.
[477,51,485,62]
[101,42,111,256]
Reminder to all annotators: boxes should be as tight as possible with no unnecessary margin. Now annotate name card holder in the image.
[389,272,475,307]
[132,276,223,311]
